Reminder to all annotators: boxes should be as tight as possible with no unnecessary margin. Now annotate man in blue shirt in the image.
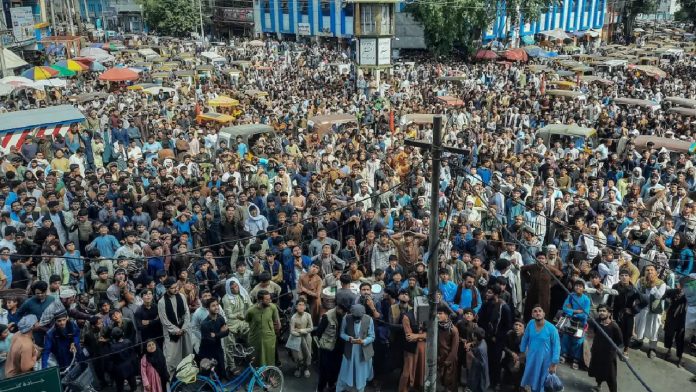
[560,279,591,369]
[0,248,12,288]
[451,273,482,315]
[42,311,80,369]
[438,268,458,307]
[86,225,121,259]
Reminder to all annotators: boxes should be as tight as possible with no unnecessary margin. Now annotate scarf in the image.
[438,317,453,332]
[164,292,186,328]
[225,277,250,306]
[145,345,170,384]
[639,276,664,289]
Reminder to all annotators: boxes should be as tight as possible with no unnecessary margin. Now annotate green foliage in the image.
[621,0,658,38]
[675,0,696,28]
[405,0,492,56]
[406,0,557,56]
[139,0,200,37]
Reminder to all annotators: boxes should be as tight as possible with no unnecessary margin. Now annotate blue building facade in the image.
[253,0,607,45]
[255,0,354,38]
[483,0,606,41]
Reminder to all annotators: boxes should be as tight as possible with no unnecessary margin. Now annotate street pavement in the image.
[280,345,696,391]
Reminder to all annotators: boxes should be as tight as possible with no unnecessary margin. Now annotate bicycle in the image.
[60,353,99,392]
[170,344,284,392]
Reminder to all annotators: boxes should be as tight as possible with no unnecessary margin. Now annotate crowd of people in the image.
[0,29,695,392]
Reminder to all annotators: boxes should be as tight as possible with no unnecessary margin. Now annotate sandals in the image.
[572,362,579,370]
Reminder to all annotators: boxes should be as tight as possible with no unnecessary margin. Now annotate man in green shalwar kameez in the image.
[245,289,280,366]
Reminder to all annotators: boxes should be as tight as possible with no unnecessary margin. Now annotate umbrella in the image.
[73,56,94,64]
[90,61,106,72]
[249,40,264,47]
[99,67,140,82]
[49,65,77,77]
[0,76,34,86]
[33,79,68,88]
[56,59,89,72]
[475,50,498,61]
[503,49,528,62]
[0,83,14,96]
[21,66,58,80]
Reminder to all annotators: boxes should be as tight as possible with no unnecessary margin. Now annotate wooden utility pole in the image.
[404,115,468,392]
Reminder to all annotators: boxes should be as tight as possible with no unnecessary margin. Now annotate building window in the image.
[300,2,308,14]
[343,4,354,17]
[281,0,289,13]
[321,1,331,17]
[360,4,375,34]
[380,4,390,34]
[360,4,390,35]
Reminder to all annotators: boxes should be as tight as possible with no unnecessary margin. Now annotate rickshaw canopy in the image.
[208,96,240,107]
[400,114,436,126]
[196,112,235,124]
[308,114,358,134]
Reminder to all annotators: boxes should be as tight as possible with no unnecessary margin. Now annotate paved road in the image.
[280,345,696,392]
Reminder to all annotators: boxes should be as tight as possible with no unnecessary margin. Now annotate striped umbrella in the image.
[21,66,58,80]
[49,65,77,77]
[55,59,89,72]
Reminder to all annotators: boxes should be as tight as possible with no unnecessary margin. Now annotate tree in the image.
[139,0,200,37]
[621,0,658,40]
[675,0,696,29]
[406,0,557,56]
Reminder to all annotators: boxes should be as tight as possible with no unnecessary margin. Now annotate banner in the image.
[0,367,62,392]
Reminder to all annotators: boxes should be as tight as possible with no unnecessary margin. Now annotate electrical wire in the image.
[466,178,658,392]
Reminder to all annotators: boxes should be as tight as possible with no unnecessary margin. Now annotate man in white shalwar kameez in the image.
[336,304,375,392]
[157,277,193,373]
[634,265,667,357]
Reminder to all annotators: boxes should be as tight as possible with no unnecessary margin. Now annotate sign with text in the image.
[297,23,310,36]
[377,37,391,66]
[358,38,376,66]
[0,367,62,392]
[9,7,33,43]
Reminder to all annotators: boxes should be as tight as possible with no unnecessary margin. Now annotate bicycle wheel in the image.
[171,376,219,392]
[250,366,284,392]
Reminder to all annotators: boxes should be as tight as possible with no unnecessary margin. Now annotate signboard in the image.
[9,7,33,43]
[297,23,310,36]
[0,367,62,392]
[378,37,391,66]
[219,7,254,23]
[358,38,376,66]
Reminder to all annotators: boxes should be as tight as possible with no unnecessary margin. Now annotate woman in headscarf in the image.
[221,277,251,373]
[336,304,375,392]
[140,339,169,392]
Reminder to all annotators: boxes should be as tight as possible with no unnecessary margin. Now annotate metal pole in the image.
[50,0,58,34]
[101,0,106,38]
[83,0,90,24]
[199,0,205,41]
[424,115,442,392]
[0,36,7,79]
[65,0,76,36]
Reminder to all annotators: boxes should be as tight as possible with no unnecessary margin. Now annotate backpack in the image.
[175,354,199,384]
